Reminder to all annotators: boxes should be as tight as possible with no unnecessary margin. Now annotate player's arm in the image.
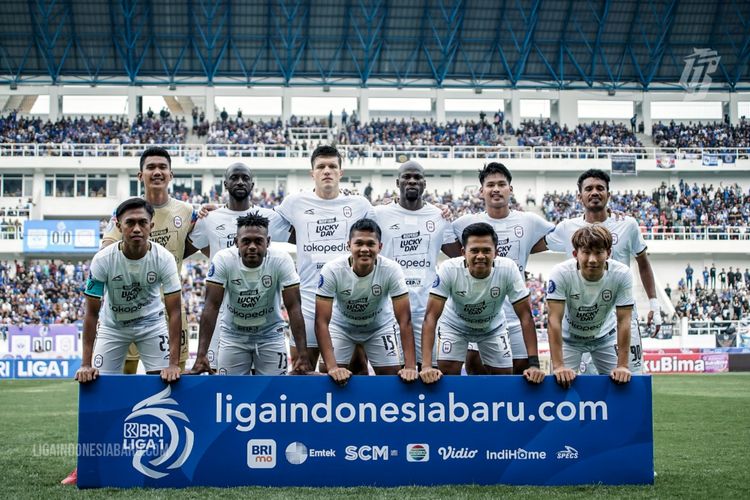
[315,296,351,385]
[612,306,633,384]
[75,295,102,383]
[441,241,462,258]
[392,294,417,382]
[530,236,548,254]
[282,284,313,374]
[547,299,575,388]
[635,251,661,334]
[183,238,200,259]
[511,297,544,384]
[191,282,224,374]
[162,291,182,382]
[419,294,446,384]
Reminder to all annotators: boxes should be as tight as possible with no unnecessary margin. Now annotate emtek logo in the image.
[345,445,393,461]
[556,445,579,459]
[407,443,429,462]
[247,439,276,469]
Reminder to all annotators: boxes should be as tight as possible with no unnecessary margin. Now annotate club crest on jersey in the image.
[262,275,272,288]
[490,287,501,298]
[547,280,556,294]
[601,289,612,301]
[611,232,619,245]
[372,284,382,296]
[174,216,183,228]
[208,264,215,277]
[514,226,524,238]
[147,271,157,284]
[343,206,353,218]
[426,220,435,232]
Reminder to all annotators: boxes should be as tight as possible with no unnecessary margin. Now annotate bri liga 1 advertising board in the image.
[78,375,653,488]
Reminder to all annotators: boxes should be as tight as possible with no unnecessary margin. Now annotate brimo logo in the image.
[679,48,720,101]
[123,386,194,479]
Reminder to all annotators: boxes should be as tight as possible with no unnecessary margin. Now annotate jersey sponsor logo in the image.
[150,228,175,249]
[262,275,272,288]
[343,206,352,218]
[215,224,226,231]
[398,231,423,252]
[426,220,435,232]
[346,297,369,313]
[174,216,183,228]
[390,224,400,230]
[318,275,324,288]
[372,284,382,296]
[112,274,123,281]
[514,225,524,238]
[463,301,487,315]
[601,289,612,302]
[456,291,467,297]
[121,283,143,301]
[308,218,346,240]
[237,290,261,307]
[547,280,556,294]
[490,287,501,298]
[341,289,351,296]
[230,278,241,285]
[575,304,599,322]
[208,264,215,277]
[570,293,580,300]
[146,271,157,284]
[304,209,315,215]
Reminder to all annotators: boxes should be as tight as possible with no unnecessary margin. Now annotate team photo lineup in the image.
[74,145,654,388]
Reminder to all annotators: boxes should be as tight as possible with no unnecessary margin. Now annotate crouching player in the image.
[546,225,633,388]
[419,222,545,384]
[315,219,418,385]
[191,212,312,375]
[75,198,182,383]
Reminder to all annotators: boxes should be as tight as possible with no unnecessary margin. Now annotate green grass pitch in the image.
[0,374,748,499]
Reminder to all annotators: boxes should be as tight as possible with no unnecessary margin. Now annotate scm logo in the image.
[247,439,276,469]
[344,445,393,461]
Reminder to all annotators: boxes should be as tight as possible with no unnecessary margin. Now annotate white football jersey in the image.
[206,247,300,337]
[430,256,529,334]
[316,254,408,330]
[545,214,647,266]
[374,203,452,321]
[86,242,181,329]
[190,206,290,257]
[275,191,375,317]
[452,210,553,328]
[546,258,634,339]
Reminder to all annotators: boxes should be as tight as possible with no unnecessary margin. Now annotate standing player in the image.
[543,169,661,373]
[315,219,418,385]
[190,212,311,375]
[188,162,291,369]
[449,163,553,374]
[419,223,545,384]
[374,161,459,368]
[275,145,375,370]
[101,147,198,373]
[75,198,182,383]
[545,225,633,387]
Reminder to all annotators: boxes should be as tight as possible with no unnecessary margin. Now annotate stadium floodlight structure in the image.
[0,0,748,91]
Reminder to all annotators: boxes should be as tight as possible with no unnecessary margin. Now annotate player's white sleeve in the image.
[530,213,555,243]
[268,210,292,244]
[628,217,648,255]
[388,264,409,298]
[206,252,228,287]
[89,252,108,284]
[442,220,458,245]
[504,263,531,304]
[84,253,107,299]
[546,265,567,301]
[430,266,451,299]
[189,216,209,249]
[615,268,635,308]
[545,224,568,253]
[274,195,295,225]
[158,248,182,295]
[316,263,337,299]
[278,253,301,289]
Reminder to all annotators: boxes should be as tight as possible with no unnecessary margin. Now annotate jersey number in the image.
[277,352,288,370]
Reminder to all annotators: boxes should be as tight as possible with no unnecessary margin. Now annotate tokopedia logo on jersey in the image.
[123,386,194,479]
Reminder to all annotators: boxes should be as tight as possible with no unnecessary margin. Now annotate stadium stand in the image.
[516,119,642,147]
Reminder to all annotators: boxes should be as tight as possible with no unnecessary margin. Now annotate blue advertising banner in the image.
[0,358,81,379]
[702,153,719,166]
[23,220,100,254]
[77,375,653,488]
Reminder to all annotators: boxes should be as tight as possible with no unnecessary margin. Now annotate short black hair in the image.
[236,211,270,232]
[577,169,610,192]
[139,147,172,171]
[478,162,512,186]
[461,222,498,248]
[349,218,382,242]
[116,198,154,220]
[310,145,342,168]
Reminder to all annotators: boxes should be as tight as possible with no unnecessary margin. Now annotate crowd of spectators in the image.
[652,120,750,149]
[337,118,505,147]
[541,180,750,231]
[516,119,642,147]
[674,279,750,322]
[206,117,288,146]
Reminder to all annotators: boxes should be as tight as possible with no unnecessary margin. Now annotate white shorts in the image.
[217,333,288,375]
[413,313,438,368]
[289,313,318,350]
[626,316,643,374]
[330,322,402,368]
[437,323,512,369]
[93,323,170,374]
[563,328,618,375]
[206,306,225,370]
[507,322,528,360]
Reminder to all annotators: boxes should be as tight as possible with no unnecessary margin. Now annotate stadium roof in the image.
[1,0,749,90]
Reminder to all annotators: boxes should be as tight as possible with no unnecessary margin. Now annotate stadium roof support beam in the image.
[190,0,230,84]
[27,0,74,84]
[425,0,467,87]
[644,0,679,88]
[728,0,750,88]
[347,0,387,85]
[589,0,612,87]
[109,0,153,84]
[268,0,309,85]
[512,0,542,86]
[556,0,575,86]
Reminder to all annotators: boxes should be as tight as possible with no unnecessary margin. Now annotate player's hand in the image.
[161,364,181,383]
[419,367,442,384]
[522,366,545,384]
[610,366,632,384]
[435,203,453,221]
[198,203,219,219]
[398,367,419,383]
[552,366,576,388]
[75,365,99,384]
[189,356,215,375]
[291,355,314,375]
[327,367,352,386]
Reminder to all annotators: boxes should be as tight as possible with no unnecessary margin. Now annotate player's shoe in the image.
[60,467,77,486]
